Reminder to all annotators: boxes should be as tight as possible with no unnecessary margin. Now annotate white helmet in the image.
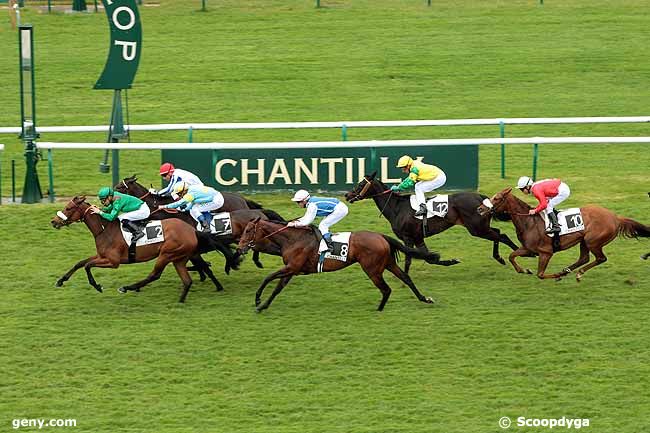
[517,176,533,189]
[291,189,310,202]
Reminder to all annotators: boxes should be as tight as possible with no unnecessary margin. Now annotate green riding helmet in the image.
[98,187,114,200]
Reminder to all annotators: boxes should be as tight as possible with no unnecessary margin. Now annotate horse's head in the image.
[477,187,513,217]
[51,196,91,229]
[114,175,143,195]
[237,217,263,254]
[345,171,382,203]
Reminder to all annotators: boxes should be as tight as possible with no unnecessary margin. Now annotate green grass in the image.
[1,1,649,432]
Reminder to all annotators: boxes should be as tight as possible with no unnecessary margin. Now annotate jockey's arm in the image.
[395,169,419,191]
[532,189,548,214]
[157,175,180,196]
[164,193,193,210]
[293,203,318,227]
[99,203,121,221]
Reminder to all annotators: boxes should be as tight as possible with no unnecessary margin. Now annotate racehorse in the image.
[51,196,238,302]
[115,176,285,271]
[344,172,518,272]
[477,187,650,280]
[237,218,459,312]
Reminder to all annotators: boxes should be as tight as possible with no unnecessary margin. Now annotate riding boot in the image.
[198,214,212,233]
[414,203,427,217]
[546,211,561,234]
[123,220,144,242]
[322,232,334,253]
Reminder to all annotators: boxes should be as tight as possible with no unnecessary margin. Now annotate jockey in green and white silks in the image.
[287,190,349,252]
[161,182,224,233]
[390,155,446,217]
[91,187,150,242]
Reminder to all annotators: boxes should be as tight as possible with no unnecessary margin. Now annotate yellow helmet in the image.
[396,155,413,168]
[173,182,188,194]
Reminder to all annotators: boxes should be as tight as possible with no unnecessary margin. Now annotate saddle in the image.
[408,194,449,219]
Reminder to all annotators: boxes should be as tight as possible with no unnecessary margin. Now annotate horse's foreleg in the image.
[253,250,264,269]
[84,257,119,293]
[642,252,650,260]
[57,255,97,287]
[255,267,292,308]
[509,247,535,275]
[466,225,508,265]
[557,241,590,278]
[535,252,566,279]
[575,246,608,282]
[174,260,193,303]
[386,262,434,304]
[118,256,169,294]
[256,275,293,312]
[404,239,423,274]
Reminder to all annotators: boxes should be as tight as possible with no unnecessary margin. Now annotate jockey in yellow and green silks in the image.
[390,155,447,216]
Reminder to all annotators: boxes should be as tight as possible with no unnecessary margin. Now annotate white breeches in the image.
[118,203,150,222]
[189,193,225,221]
[318,203,349,235]
[414,171,447,205]
[546,182,570,213]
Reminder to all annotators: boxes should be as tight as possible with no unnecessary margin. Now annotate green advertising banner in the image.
[163,145,478,193]
[94,0,142,90]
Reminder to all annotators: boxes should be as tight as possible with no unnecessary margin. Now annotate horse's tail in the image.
[261,208,286,222]
[196,231,242,274]
[617,217,650,239]
[381,235,457,266]
[245,199,264,209]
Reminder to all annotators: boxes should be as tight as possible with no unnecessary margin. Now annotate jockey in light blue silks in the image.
[161,182,224,233]
[287,189,349,252]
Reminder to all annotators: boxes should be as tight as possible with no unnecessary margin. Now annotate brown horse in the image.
[51,196,236,302]
[115,175,285,270]
[237,218,459,312]
[477,187,650,281]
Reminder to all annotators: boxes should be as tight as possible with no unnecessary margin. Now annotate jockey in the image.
[517,176,571,234]
[91,187,150,242]
[287,189,349,253]
[161,182,224,233]
[390,155,446,216]
[153,162,204,197]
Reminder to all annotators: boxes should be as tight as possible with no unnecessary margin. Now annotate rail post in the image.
[47,149,55,202]
[341,124,347,141]
[532,143,539,181]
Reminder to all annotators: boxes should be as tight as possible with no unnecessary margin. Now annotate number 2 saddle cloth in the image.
[120,220,165,246]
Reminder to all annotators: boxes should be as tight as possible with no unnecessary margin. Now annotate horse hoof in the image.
[215,287,224,292]
[255,307,264,313]
[95,285,103,293]
[496,257,506,265]
[641,255,648,260]
[525,269,533,275]
[117,287,127,294]
[424,297,435,304]
[254,262,264,269]
[555,277,562,282]
[576,273,583,283]
[55,279,64,287]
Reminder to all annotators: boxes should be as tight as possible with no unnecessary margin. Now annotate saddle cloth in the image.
[409,194,449,219]
[544,208,585,237]
[121,220,165,246]
[194,212,233,236]
[318,231,351,262]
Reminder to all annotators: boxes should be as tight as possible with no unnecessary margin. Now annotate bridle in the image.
[350,177,391,202]
[244,220,301,250]
[56,199,92,225]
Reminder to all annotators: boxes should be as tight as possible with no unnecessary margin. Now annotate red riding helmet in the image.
[160,162,175,176]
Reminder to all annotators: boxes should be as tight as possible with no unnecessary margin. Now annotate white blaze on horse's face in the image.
[482,198,494,209]
[56,211,69,221]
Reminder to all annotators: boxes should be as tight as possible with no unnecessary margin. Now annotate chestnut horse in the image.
[344,172,518,272]
[477,187,650,281]
[115,176,285,270]
[51,196,237,302]
[237,218,459,312]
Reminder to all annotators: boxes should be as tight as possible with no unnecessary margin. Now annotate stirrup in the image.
[414,204,427,216]
[546,225,560,234]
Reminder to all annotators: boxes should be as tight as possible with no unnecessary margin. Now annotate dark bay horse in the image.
[477,187,650,280]
[115,176,285,271]
[237,218,459,312]
[344,172,518,272]
[51,196,237,302]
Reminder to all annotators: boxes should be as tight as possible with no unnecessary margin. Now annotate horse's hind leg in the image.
[256,275,293,312]
[57,255,97,287]
[360,265,392,311]
[386,262,434,304]
[466,224,508,265]
[575,245,608,282]
[118,257,169,294]
[558,241,590,278]
[642,252,650,260]
[174,260,193,303]
[190,255,224,292]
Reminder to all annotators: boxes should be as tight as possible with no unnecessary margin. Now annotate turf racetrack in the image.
[1,1,649,432]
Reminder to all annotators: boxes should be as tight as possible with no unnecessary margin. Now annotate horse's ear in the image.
[369,171,377,179]
[503,187,513,195]
[253,217,261,223]
[131,174,138,181]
